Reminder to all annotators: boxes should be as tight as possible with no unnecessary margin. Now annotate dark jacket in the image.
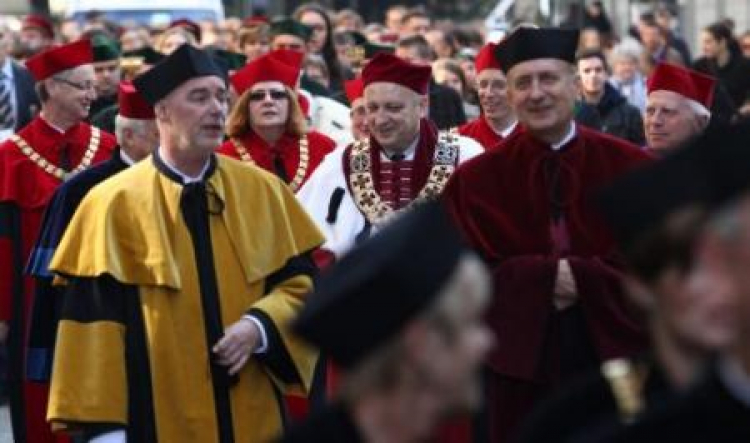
[693,52,750,110]
[428,80,467,130]
[11,60,39,131]
[575,82,645,146]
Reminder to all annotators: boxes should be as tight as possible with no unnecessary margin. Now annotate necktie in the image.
[0,73,14,130]
[390,153,405,162]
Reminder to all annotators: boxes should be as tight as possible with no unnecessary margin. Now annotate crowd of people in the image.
[0,1,749,442]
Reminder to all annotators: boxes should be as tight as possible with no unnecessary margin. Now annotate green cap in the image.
[270,18,313,42]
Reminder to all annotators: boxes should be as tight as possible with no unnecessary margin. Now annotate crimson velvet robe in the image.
[217,130,335,190]
[443,125,651,443]
[458,116,518,150]
[0,116,116,443]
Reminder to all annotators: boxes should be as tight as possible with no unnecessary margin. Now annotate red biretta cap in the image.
[22,14,54,39]
[26,39,94,82]
[647,63,716,108]
[344,78,364,104]
[118,82,155,119]
[267,49,304,74]
[169,18,202,43]
[475,42,501,73]
[230,51,299,95]
[362,53,432,95]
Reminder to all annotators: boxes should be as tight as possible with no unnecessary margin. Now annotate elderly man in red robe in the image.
[457,42,518,149]
[442,28,652,443]
[0,39,116,443]
[644,62,716,156]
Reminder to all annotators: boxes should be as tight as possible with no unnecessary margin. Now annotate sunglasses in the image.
[248,90,287,102]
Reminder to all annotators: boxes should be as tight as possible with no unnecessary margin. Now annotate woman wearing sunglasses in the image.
[219,50,336,192]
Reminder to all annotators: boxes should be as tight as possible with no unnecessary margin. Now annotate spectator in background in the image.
[385,5,408,35]
[344,77,368,140]
[305,54,330,89]
[609,43,648,114]
[0,22,39,137]
[654,3,692,65]
[120,26,151,52]
[294,3,350,95]
[333,9,364,33]
[583,1,613,47]
[155,25,198,55]
[579,27,603,51]
[575,50,645,145]
[396,35,467,130]
[637,13,686,76]
[693,22,750,113]
[739,30,750,58]
[270,18,311,53]
[17,14,55,59]
[400,8,432,38]
[426,28,457,59]
[433,58,479,120]
[238,21,271,62]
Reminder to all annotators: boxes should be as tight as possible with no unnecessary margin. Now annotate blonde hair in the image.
[225,85,307,139]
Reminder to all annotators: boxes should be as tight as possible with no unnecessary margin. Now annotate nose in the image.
[528,78,544,101]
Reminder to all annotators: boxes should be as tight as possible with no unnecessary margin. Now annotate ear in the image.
[418,94,429,118]
[402,320,438,365]
[154,101,169,122]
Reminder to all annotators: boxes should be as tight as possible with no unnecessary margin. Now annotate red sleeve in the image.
[569,256,648,361]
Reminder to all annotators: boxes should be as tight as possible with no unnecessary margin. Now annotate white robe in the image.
[297,134,483,258]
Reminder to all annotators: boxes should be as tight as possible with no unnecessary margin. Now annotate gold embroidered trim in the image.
[349,131,459,226]
[232,134,309,192]
[11,127,101,181]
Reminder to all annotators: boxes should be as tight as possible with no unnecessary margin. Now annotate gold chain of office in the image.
[348,131,459,226]
[231,135,309,192]
[11,127,101,181]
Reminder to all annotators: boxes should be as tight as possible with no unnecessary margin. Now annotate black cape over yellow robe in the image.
[47,152,323,443]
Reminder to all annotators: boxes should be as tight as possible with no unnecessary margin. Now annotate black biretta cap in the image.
[494,27,579,74]
[698,120,750,209]
[132,44,226,105]
[596,143,710,250]
[293,201,466,370]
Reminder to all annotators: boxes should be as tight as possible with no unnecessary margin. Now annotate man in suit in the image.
[0,23,40,142]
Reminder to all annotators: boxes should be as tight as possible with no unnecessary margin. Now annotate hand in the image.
[213,318,261,376]
[0,321,8,344]
[553,259,578,310]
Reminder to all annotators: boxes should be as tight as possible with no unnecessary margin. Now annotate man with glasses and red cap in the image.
[24,82,158,407]
[457,42,519,150]
[298,52,482,261]
[644,62,716,156]
[0,39,116,443]
[218,50,336,193]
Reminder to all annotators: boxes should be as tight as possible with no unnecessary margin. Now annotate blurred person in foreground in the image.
[280,201,494,443]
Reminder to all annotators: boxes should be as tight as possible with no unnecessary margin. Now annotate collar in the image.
[39,114,66,134]
[0,59,12,80]
[718,356,750,408]
[381,134,419,162]
[550,122,577,151]
[496,120,518,138]
[119,148,137,166]
[154,147,214,184]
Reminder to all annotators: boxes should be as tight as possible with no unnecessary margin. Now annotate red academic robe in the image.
[442,125,651,443]
[458,116,518,150]
[0,117,116,443]
[217,130,335,190]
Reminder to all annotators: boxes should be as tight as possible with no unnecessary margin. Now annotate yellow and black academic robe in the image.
[47,152,323,443]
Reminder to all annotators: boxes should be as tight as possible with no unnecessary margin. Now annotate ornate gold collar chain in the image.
[348,131,459,226]
[11,127,101,181]
[232,134,309,192]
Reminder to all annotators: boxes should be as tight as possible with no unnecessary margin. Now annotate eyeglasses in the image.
[248,90,287,102]
[53,77,96,91]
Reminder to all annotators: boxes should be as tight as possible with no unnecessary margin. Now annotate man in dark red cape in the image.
[0,39,116,443]
[442,27,652,443]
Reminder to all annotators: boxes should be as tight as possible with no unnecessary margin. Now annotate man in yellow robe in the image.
[45,43,323,443]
